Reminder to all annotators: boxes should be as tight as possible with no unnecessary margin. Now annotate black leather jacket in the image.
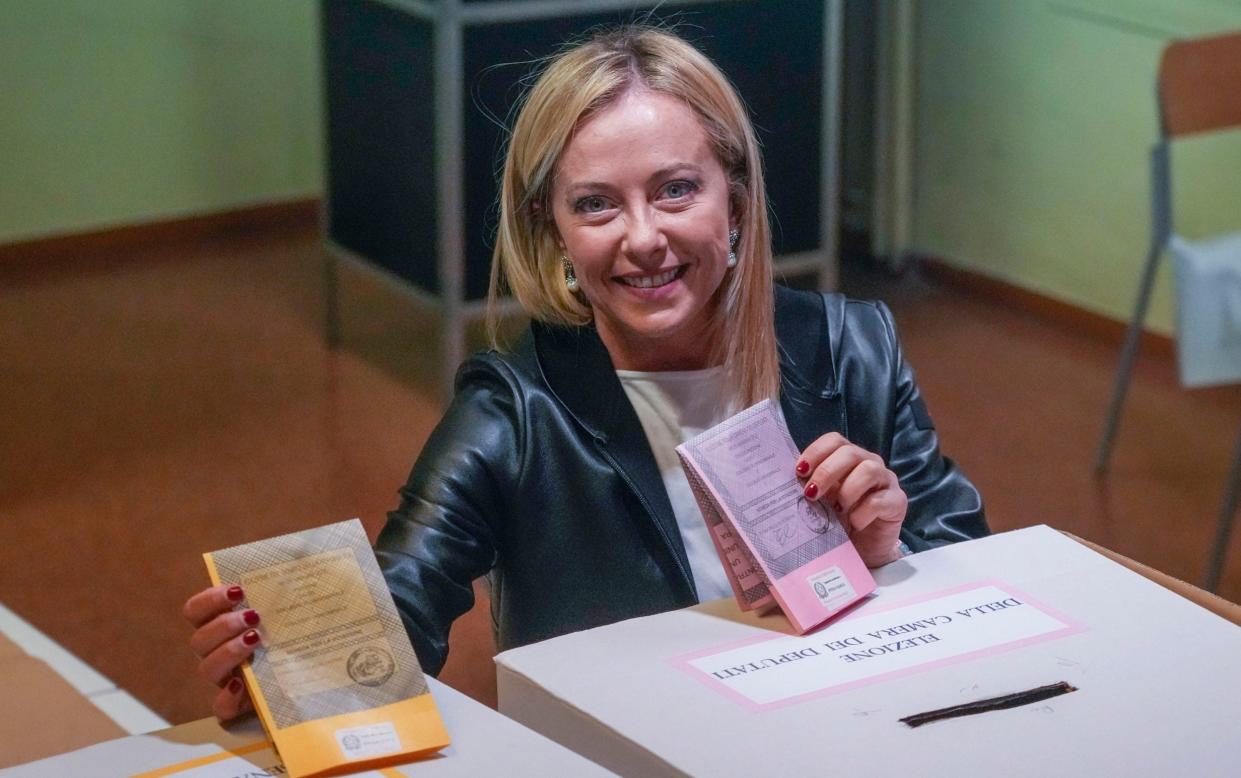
[376,286,988,675]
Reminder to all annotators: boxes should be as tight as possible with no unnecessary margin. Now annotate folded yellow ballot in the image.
[203,518,449,778]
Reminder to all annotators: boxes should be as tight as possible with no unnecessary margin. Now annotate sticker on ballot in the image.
[336,721,401,760]
[671,581,1085,710]
[807,566,854,610]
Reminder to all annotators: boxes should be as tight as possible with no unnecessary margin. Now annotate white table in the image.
[3,677,614,777]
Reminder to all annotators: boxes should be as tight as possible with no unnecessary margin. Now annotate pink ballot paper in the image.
[676,399,875,633]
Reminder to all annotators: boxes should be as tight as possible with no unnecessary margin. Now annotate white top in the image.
[616,366,735,602]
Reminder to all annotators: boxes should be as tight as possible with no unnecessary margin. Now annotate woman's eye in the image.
[575,196,608,214]
[662,180,697,200]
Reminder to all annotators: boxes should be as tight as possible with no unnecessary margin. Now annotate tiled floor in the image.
[0,603,168,737]
[1,223,1237,729]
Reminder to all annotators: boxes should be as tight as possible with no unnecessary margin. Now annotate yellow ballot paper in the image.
[203,518,449,778]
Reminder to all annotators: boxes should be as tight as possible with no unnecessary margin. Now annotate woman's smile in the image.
[615,264,688,290]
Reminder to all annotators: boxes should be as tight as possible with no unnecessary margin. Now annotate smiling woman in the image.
[183,25,988,721]
[551,89,734,371]
[490,26,778,401]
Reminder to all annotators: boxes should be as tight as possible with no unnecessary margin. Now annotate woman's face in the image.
[550,89,734,371]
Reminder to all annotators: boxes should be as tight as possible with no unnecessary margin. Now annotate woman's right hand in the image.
[183,585,262,721]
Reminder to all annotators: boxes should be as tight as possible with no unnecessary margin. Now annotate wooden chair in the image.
[1095,30,1241,593]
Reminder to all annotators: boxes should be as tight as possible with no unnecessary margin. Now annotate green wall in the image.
[913,0,1241,333]
[0,0,322,244]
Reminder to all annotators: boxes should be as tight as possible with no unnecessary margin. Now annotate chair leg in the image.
[1204,419,1241,593]
[1095,240,1165,474]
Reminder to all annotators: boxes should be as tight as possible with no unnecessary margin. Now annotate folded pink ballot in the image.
[676,399,875,633]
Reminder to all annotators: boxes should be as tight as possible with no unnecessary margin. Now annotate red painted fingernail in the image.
[226,586,244,602]
[243,610,260,627]
[796,460,810,475]
[804,482,819,499]
[228,677,243,694]
[242,630,260,646]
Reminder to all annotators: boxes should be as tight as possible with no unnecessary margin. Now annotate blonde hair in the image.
[488,25,779,406]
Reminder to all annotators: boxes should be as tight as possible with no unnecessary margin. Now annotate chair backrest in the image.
[1158,30,1241,138]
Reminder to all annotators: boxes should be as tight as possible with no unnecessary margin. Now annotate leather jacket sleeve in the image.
[374,353,519,676]
[875,301,989,551]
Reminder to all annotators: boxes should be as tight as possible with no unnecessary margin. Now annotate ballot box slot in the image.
[898,681,1078,728]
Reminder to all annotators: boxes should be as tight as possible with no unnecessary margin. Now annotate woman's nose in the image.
[622,208,667,262]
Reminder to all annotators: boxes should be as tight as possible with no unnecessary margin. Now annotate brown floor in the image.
[1,223,1238,729]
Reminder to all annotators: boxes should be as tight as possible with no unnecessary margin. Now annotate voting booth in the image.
[495,527,1241,777]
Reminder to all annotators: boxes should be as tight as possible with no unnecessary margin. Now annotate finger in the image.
[837,458,894,514]
[190,609,261,659]
[199,629,262,688]
[795,432,850,475]
[803,445,875,501]
[845,484,906,534]
[183,585,246,629]
[847,490,908,568]
[213,676,255,722]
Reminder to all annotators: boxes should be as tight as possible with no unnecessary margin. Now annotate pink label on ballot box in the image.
[670,581,1085,711]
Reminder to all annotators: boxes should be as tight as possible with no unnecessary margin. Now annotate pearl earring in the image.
[727,229,740,268]
[562,255,579,292]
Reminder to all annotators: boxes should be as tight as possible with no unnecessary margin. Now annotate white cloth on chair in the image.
[1170,231,1241,388]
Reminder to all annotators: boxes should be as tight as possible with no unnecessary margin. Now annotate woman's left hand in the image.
[795,432,908,567]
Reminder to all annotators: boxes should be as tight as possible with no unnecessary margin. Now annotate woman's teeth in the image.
[619,267,680,288]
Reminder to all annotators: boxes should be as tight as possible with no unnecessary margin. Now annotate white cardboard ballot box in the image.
[495,526,1241,777]
[2,677,615,777]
